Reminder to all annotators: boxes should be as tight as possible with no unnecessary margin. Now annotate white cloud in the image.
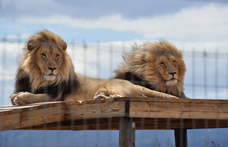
[0,42,24,54]
[6,33,30,40]
[18,4,228,41]
[170,40,228,52]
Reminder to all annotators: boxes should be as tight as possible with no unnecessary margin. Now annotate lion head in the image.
[17,29,76,93]
[114,40,187,98]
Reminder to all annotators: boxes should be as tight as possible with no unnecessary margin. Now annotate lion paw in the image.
[93,94,109,100]
[109,94,123,98]
[14,92,32,106]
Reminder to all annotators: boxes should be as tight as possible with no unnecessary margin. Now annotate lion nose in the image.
[168,72,176,76]
[48,67,56,72]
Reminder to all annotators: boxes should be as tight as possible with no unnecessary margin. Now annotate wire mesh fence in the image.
[0,35,228,147]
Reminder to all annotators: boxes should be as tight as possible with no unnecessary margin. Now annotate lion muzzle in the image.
[44,75,56,81]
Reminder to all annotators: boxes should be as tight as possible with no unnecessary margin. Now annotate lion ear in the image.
[61,40,67,51]
[27,40,35,51]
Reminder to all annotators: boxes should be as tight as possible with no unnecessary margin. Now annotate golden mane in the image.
[18,29,75,92]
[114,40,187,98]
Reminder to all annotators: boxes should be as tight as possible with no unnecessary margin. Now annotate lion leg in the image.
[11,92,56,106]
[93,88,109,100]
[93,88,123,100]
[10,93,18,105]
[135,85,179,99]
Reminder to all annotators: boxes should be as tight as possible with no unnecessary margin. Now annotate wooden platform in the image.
[1,97,228,147]
[1,98,228,131]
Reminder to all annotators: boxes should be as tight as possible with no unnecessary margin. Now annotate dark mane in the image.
[115,72,153,90]
[14,73,78,101]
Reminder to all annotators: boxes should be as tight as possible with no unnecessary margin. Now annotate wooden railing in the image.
[1,98,228,147]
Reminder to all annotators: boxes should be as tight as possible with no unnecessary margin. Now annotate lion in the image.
[114,40,187,98]
[10,30,178,106]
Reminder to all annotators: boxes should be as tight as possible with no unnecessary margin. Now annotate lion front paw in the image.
[93,94,123,101]
[93,94,109,101]
[109,94,123,99]
[14,92,33,106]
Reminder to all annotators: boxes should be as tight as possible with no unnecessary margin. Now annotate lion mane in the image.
[10,29,77,105]
[114,40,187,98]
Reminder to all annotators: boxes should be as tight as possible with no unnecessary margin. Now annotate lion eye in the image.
[41,53,46,58]
[56,54,60,59]
[160,62,165,66]
[173,61,176,64]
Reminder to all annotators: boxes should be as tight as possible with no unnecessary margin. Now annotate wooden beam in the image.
[174,128,187,147]
[65,101,126,120]
[0,102,64,131]
[19,118,121,130]
[19,118,228,130]
[119,101,135,147]
[114,97,228,104]
[1,98,228,131]
[119,117,135,147]
[129,101,228,119]
[134,118,228,130]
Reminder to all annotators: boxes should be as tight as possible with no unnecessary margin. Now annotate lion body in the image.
[10,30,179,106]
[114,40,187,98]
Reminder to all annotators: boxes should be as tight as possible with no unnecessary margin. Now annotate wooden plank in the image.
[1,98,228,131]
[20,118,121,130]
[134,118,228,130]
[119,101,135,147]
[19,106,65,129]
[0,113,21,131]
[0,102,65,131]
[174,128,187,147]
[65,101,126,120]
[18,118,228,130]
[119,117,135,147]
[113,97,228,104]
[130,101,228,120]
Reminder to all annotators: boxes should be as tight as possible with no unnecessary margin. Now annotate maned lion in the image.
[10,30,178,106]
[114,40,187,98]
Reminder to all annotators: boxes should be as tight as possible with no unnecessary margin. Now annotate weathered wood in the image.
[1,98,228,131]
[129,101,228,119]
[65,101,126,120]
[174,128,187,147]
[19,118,121,130]
[119,117,135,147]
[18,118,228,130]
[0,102,65,131]
[114,97,228,104]
[133,118,228,130]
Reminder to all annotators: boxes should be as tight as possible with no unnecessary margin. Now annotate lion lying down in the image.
[114,40,187,98]
[10,29,178,106]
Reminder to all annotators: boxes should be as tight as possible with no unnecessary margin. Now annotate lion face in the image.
[35,43,62,81]
[143,41,186,92]
[157,55,179,86]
